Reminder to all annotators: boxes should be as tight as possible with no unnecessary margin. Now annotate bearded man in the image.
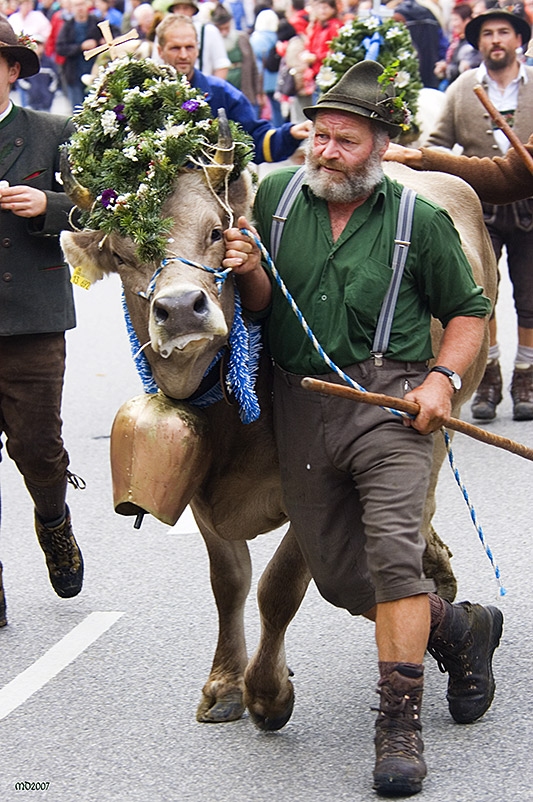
[425,9,533,423]
[223,61,503,796]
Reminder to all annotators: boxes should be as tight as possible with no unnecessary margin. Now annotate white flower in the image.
[363,16,380,30]
[396,70,410,88]
[101,109,119,135]
[385,26,404,39]
[317,65,337,89]
[123,146,138,161]
[138,182,149,196]
[196,119,211,130]
[397,50,412,62]
[329,51,346,64]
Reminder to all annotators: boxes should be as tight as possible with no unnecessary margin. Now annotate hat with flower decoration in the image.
[303,60,404,135]
[0,18,39,78]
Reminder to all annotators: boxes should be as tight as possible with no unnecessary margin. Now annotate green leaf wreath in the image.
[317,16,423,132]
[67,56,253,263]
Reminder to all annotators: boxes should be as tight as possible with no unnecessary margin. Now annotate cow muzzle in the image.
[149,287,228,358]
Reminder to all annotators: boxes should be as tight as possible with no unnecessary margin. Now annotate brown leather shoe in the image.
[471,361,502,420]
[373,666,426,796]
[511,366,533,421]
[35,507,84,598]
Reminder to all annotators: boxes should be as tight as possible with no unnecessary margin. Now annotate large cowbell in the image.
[110,393,211,526]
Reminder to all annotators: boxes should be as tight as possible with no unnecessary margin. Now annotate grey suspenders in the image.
[270,168,417,364]
[371,185,417,365]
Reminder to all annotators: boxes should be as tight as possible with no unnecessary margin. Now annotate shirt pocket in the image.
[343,256,393,333]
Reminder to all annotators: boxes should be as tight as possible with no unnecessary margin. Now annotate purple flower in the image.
[113,104,126,122]
[101,189,118,208]
[181,99,200,112]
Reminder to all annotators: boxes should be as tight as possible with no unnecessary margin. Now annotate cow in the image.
[60,124,497,733]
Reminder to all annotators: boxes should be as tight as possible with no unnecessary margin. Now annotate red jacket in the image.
[305,17,343,78]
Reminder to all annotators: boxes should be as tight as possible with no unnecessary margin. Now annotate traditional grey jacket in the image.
[0,105,75,336]
[425,64,533,158]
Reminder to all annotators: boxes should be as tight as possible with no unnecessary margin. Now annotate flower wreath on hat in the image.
[317,16,422,133]
[67,56,253,264]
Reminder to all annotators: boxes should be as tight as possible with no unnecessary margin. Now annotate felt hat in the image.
[303,60,402,135]
[465,8,531,49]
[0,18,40,78]
[152,0,199,14]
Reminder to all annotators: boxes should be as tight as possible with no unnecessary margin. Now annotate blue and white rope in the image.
[241,228,506,596]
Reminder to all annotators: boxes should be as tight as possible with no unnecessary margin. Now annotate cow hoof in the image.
[196,691,245,723]
[247,685,295,732]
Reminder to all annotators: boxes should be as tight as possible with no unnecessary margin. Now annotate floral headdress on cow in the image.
[317,16,422,133]
[66,57,253,263]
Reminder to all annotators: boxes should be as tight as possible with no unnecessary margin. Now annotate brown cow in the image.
[60,146,497,731]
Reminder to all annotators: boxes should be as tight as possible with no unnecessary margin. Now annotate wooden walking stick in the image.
[301,377,533,462]
[473,84,533,176]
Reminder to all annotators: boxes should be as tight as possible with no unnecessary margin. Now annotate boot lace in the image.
[373,685,422,759]
[428,630,474,678]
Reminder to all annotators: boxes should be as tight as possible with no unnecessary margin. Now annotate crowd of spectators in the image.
[1,0,532,122]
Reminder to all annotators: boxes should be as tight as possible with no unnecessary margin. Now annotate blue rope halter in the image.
[122,256,261,424]
[240,228,506,597]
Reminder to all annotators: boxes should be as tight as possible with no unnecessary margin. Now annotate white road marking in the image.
[0,611,124,720]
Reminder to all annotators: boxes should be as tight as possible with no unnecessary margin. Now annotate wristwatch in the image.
[429,366,462,392]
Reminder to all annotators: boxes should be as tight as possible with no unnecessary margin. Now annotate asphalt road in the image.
[1,251,532,802]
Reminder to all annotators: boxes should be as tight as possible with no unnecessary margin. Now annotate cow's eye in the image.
[211,228,223,243]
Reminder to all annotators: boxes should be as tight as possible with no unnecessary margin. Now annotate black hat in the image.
[0,19,40,78]
[303,60,402,135]
[465,9,531,49]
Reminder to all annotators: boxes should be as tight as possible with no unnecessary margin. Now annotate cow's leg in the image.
[244,525,311,731]
[421,432,457,602]
[196,528,251,723]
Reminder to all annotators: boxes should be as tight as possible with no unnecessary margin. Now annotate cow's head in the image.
[61,118,254,400]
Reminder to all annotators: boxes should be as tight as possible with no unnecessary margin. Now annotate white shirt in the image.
[8,9,52,43]
[476,61,528,154]
[0,100,13,124]
[194,21,230,75]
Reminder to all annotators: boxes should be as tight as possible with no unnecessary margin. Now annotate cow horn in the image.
[205,108,234,189]
[60,146,95,211]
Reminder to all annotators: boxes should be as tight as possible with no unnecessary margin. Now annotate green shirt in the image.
[253,168,491,375]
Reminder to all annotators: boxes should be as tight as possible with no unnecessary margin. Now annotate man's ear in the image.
[8,62,21,85]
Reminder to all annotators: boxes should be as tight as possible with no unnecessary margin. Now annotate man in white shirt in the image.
[425,9,533,422]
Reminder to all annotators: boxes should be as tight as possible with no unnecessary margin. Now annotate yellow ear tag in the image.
[71,266,92,290]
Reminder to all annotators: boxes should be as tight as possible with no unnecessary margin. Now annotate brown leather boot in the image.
[511,365,533,420]
[471,361,502,420]
[373,665,426,796]
[35,507,83,598]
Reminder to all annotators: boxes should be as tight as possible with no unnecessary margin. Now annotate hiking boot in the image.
[373,665,426,797]
[511,365,533,421]
[471,361,502,420]
[427,601,503,724]
[35,507,84,598]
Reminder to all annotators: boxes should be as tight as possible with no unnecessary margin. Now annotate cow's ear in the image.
[61,230,113,282]
[227,170,254,224]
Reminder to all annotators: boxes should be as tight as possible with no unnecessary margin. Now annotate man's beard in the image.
[485,47,516,71]
[304,137,385,203]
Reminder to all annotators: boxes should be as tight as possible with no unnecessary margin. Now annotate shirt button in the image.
[2,272,12,281]
[321,294,327,301]
[492,144,499,149]
[2,237,11,247]
[14,137,23,147]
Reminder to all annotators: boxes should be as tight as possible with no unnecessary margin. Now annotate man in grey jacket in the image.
[425,9,533,422]
[0,19,83,626]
